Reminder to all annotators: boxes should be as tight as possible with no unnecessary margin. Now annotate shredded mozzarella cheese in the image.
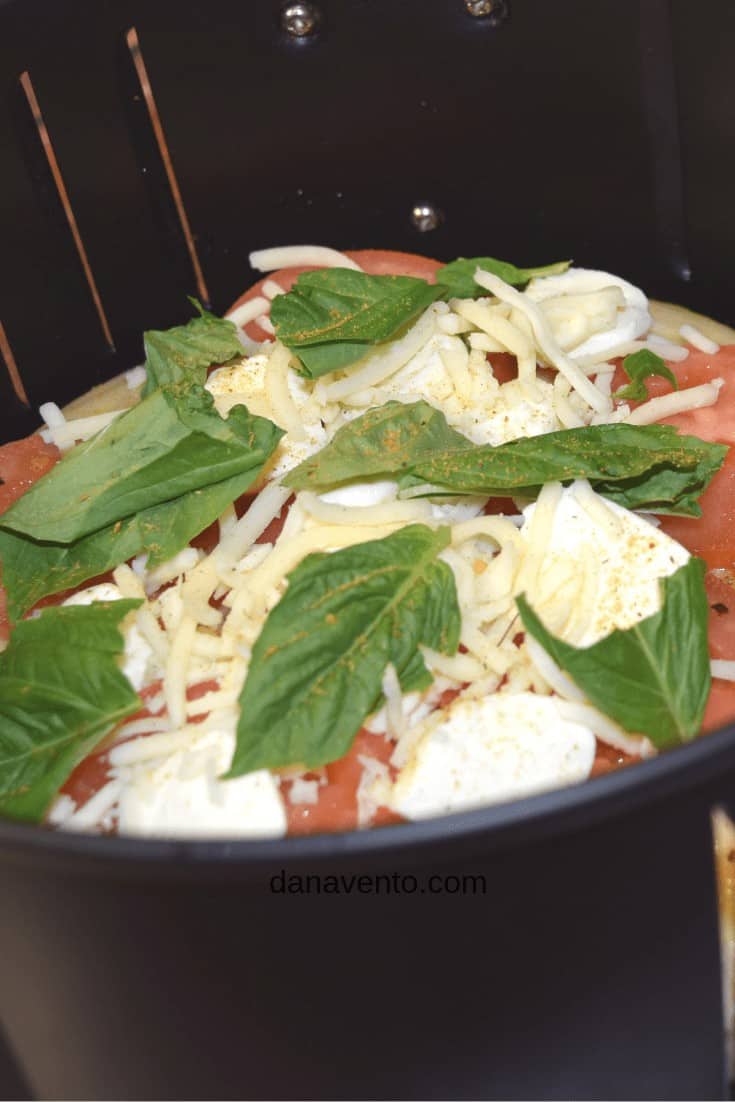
[249,246,362,272]
[680,324,720,355]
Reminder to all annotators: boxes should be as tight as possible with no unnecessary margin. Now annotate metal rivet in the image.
[280,2,320,38]
[411,203,443,233]
[464,0,508,25]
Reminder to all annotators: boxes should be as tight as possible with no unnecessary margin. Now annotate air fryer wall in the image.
[1,0,733,436]
[1,2,735,1100]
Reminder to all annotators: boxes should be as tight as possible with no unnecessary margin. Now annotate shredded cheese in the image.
[319,306,439,401]
[680,324,720,355]
[225,296,270,329]
[249,246,362,272]
[472,269,612,414]
[625,379,724,425]
[265,342,307,441]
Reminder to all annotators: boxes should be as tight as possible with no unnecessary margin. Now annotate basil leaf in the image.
[142,301,244,396]
[270,268,442,378]
[283,399,472,491]
[407,422,726,516]
[517,558,710,748]
[614,348,679,402]
[436,256,571,300]
[284,400,726,516]
[0,601,142,822]
[1,387,278,545]
[0,462,265,624]
[227,524,460,776]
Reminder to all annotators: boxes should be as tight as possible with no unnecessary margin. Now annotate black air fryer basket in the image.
[2,1,735,1098]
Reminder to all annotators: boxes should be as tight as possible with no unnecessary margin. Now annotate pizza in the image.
[0,246,733,842]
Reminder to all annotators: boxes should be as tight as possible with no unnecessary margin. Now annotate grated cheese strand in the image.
[455,299,538,385]
[625,379,724,425]
[164,615,197,729]
[249,246,362,272]
[472,269,612,413]
[215,481,292,567]
[300,492,432,527]
[679,324,720,355]
[265,341,306,441]
[225,296,270,329]
[319,306,439,402]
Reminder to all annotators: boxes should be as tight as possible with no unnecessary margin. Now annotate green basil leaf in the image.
[406,422,726,516]
[284,400,726,516]
[141,301,244,396]
[436,256,571,300]
[516,557,710,748]
[0,461,267,624]
[270,268,442,378]
[613,348,679,402]
[283,399,472,491]
[295,340,374,378]
[227,524,460,776]
[0,601,142,822]
[1,387,278,545]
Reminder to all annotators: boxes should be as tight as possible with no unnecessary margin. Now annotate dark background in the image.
[0,0,733,438]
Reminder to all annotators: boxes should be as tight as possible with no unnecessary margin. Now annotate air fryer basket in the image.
[1,1,735,1098]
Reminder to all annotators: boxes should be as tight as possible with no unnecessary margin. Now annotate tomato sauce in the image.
[4,253,735,834]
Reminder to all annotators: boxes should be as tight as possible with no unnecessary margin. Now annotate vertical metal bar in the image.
[0,322,29,407]
[125,28,210,307]
[18,71,115,350]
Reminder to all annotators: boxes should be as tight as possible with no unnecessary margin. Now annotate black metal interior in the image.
[2,0,735,432]
[2,0,735,1098]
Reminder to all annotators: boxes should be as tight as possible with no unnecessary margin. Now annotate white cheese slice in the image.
[459,378,560,446]
[519,482,689,645]
[63,582,157,692]
[115,728,287,838]
[320,480,399,507]
[525,267,651,362]
[206,354,274,420]
[377,332,457,406]
[383,691,595,820]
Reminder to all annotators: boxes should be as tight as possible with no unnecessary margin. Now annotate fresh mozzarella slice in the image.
[206,353,273,419]
[525,267,651,361]
[519,482,690,646]
[460,378,560,446]
[382,691,595,820]
[320,480,399,507]
[115,728,287,838]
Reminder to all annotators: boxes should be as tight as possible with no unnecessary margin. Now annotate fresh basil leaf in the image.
[270,268,442,378]
[141,301,243,396]
[283,400,472,491]
[284,400,726,516]
[436,256,571,300]
[0,461,267,624]
[613,348,679,402]
[0,386,282,546]
[227,524,460,776]
[296,340,374,378]
[0,601,142,822]
[517,557,710,748]
[407,421,726,517]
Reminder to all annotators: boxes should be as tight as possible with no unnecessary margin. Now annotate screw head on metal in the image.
[411,203,443,233]
[464,0,508,24]
[280,2,320,38]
